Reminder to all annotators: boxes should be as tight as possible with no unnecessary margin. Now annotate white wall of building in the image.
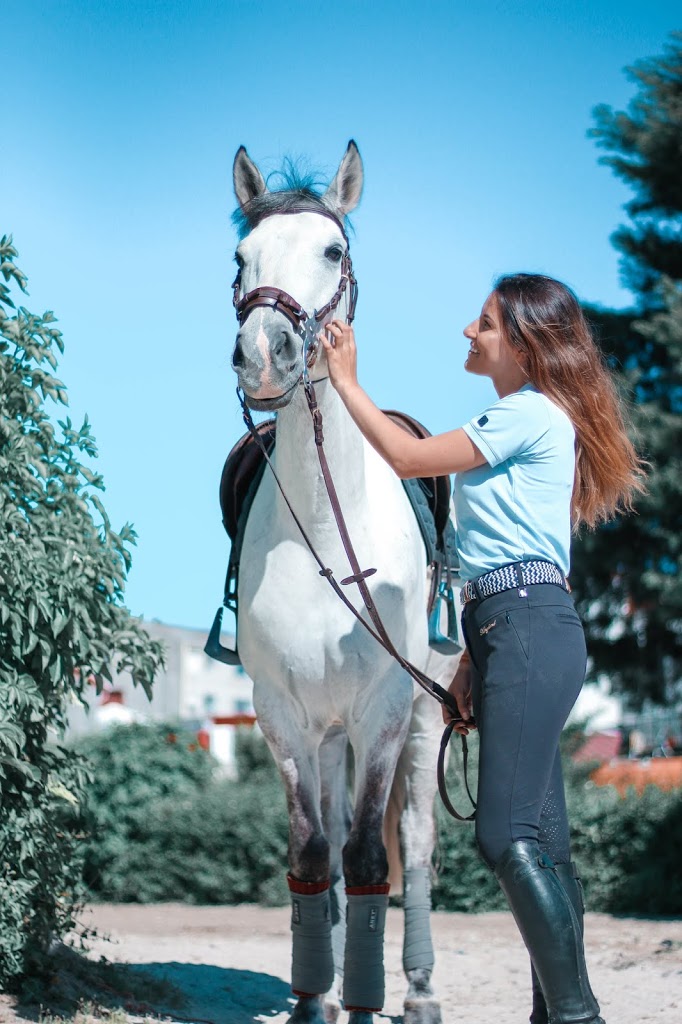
[66,620,255,773]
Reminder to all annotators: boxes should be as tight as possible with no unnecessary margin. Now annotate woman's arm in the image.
[321,320,486,478]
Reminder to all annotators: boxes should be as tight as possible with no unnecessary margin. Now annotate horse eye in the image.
[234,252,245,268]
[325,246,343,264]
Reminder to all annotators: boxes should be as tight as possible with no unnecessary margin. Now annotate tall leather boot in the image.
[529,862,587,1024]
[495,841,603,1024]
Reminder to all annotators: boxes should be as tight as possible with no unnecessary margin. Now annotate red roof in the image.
[572,731,623,763]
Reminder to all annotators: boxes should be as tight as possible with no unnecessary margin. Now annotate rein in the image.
[232,211,475,822]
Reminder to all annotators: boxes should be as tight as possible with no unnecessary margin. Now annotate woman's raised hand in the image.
[319,319,359,398]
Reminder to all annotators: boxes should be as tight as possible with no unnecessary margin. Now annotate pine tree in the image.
[572,33,682,706]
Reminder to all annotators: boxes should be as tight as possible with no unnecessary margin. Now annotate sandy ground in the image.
[2,903,681,1024]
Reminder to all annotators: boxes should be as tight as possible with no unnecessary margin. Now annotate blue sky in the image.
[3,2,680,630]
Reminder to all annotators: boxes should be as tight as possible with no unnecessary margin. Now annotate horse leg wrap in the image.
[288,875,334,997]
[343,884,390,1012]
[402,867,435,973]
[330,874,347,979]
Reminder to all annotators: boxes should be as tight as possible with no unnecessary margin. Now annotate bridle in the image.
[232,208,358,376]
[231,206,475,822]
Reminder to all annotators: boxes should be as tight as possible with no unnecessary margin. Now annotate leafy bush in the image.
[77,723,681,915]
[432,732,505,912]
[434,739,682,914]
[566,770,682,914]
[0,237,163,988]
[78,724,289,905]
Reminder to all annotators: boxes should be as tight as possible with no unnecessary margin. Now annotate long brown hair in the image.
[493,273,646,529]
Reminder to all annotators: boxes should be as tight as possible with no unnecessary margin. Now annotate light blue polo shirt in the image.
[454,384,575,583]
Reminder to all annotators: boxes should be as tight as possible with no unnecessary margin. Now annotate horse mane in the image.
[232,157,350,238]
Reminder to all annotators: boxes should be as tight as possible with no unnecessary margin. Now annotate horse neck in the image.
[273,379,369,529]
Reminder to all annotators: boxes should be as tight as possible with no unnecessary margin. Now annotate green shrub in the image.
[433,732,505,912]
[0,237,163,989]
[434,739,682,914]
[77,723,681,915]
[566,772,682,914]
[78,724,289,904]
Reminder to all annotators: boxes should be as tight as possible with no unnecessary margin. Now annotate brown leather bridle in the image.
[232,208,358,373]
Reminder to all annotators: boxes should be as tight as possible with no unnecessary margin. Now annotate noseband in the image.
[232,208,358,370]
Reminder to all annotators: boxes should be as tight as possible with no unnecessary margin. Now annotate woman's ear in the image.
[513,346,531,376]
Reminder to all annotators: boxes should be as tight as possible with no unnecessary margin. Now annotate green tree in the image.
[0,236,164,987]
[572,33,682,706]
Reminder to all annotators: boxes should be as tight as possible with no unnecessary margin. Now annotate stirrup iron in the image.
[428,578,462,653]
[204,605,241,665]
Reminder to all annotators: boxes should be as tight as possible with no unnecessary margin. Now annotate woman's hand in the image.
[443,657,476,736]
[319,319,359,398]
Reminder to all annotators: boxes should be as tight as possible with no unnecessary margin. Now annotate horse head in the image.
[231,141,363,410]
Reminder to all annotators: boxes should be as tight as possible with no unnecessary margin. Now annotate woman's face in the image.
[463,292,526,394]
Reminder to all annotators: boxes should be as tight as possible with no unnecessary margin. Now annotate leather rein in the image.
[232,207,475,822]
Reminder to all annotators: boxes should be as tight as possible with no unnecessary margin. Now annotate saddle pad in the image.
[382,410,452,545]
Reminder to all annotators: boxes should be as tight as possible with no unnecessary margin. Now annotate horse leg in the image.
[256,700,333,1024]
[343,695,412,1024]
[319,725,352,1023]
[393,688,444,1024]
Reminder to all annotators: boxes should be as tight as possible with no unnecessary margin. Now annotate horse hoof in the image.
[287,995,327,1024]
[403,998,443,1024]
[347,1013,374,1024]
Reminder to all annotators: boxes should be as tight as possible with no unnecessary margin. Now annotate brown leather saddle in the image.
[206,412,460,665]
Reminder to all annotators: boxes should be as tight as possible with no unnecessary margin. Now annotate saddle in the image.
[206,412,460,665]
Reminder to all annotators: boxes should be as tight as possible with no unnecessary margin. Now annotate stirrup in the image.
[428,579,462,653]
[204,605,241,665]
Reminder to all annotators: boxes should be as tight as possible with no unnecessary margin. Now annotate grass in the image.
[38,1004,145,1024]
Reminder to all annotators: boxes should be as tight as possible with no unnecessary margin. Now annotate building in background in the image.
[66,620,255,775]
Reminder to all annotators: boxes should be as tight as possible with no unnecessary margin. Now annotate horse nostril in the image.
[273,330,296,362]
[232,337,245,369]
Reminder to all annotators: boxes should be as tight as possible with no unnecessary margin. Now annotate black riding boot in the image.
[529,862,587,1024]
[495,841,603,1024]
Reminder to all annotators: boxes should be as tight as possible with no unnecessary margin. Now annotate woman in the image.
[320,273,644,1024]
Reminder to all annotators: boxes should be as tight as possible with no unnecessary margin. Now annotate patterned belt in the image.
[460,560,569,605]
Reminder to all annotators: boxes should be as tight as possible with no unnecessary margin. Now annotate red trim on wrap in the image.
[287,874,330,895]
[292,990,320,998]
[345,883,390,896]
[345,1007,382,1013]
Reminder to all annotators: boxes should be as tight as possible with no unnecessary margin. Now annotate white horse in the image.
[230,140,463,1024]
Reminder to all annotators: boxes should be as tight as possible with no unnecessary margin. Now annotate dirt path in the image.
[2,904,681,1024]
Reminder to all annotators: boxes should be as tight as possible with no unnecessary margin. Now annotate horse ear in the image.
[325,140,364,216]
[233,146,267,211]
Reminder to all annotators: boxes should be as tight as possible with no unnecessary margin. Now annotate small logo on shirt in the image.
[479,619,497,635]
[477,415,489,427]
